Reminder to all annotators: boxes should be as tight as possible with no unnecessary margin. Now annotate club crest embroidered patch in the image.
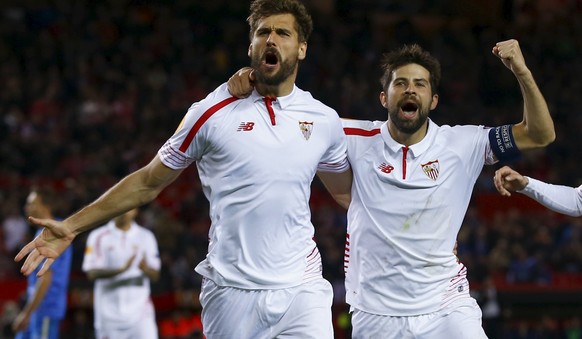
[299,121,313,140]
[421,160,439,181]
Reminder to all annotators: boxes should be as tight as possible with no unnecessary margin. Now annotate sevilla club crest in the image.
[421,160,439,181]
[299,121,313,140]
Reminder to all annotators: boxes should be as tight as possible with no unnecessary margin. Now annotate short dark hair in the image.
[379,44,441,95]
[247,0,313,43]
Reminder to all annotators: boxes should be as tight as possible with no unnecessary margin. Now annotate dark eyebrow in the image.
[256,26,293,36]
[393,77,429,84]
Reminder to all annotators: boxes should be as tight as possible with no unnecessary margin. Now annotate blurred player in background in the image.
[12,187,72,339]
[82,208,161,339]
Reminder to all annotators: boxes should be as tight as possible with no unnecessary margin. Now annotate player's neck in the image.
[255,74,296,98]
[115,223,131,231]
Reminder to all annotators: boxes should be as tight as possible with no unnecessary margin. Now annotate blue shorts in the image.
[15,314,61,339]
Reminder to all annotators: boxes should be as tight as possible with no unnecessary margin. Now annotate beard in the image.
[388,98,430,134]
[250,49,298,86]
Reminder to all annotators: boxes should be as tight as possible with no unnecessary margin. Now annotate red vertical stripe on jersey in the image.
[178,96,239,152]
[343,127,381,136]
[263,97,276,125]
[402,146,409,180]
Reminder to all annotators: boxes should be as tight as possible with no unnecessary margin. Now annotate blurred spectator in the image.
[1,200,28,258]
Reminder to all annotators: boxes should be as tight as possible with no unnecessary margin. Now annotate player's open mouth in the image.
[400,101,419,118]
[264,51,279,67]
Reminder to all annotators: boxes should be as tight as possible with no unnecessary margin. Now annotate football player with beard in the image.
[15,1,352,338]
[342,41,554,339]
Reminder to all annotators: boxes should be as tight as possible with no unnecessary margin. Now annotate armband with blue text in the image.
[488,125,521,162]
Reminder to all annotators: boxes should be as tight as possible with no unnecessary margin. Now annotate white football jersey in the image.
[158,83,348,289]
[343,118,496,316]
[82,221,161,329]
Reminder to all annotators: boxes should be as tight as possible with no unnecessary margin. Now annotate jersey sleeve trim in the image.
[178,96,239,152]
[159,142,193,169]
[317,157,350,172]
[344,127,381,136]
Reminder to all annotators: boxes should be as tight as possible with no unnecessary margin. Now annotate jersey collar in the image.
[249,85,298,110]
[381,119,438,157]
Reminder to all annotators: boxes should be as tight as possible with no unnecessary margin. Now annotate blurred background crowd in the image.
[1,0,582,338]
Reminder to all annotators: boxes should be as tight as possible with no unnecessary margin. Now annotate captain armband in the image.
[488,125,521,162]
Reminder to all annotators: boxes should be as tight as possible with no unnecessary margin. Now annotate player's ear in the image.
[430,94,439,110]
[379,91,388,108]
[298,41,307,61]
[248,44,252,58]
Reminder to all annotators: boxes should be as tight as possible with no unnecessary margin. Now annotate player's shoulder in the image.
[437,123,489,137]
[134,223,157,238]
[186,83,241,113]
[290,86,338,115]
[341,119,384,135]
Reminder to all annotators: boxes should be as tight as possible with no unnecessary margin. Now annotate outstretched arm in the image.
[494,165,582,217]
[492,39,555,150]
[16,155,183,276]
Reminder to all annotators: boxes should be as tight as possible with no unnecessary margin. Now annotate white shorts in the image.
[200,277,334,339]
[351,297,488,339]
[95,315,158,339]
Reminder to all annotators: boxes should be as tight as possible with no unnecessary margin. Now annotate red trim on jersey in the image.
[343,127,381,136]
[94,230,111,258]
[402,146,409,180]
[263,97,276,125]
[178,96,239,152]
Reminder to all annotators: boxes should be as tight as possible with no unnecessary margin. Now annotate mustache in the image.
[398,94,420,106]
[398,94,420,104]
[263,47,281,60]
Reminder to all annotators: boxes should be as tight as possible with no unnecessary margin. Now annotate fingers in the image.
[37,258,54,277]
[228,68,255,98]
[494,39,518,55]
[493,39,528,75]
[14,241,36,262]
[493,175,511,197]
[494,166,513,196]
[28,216,54,229]
[20,248,44,276]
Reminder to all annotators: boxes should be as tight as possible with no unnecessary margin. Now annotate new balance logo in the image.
[378,163,394,173]
[237,122,255,131]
